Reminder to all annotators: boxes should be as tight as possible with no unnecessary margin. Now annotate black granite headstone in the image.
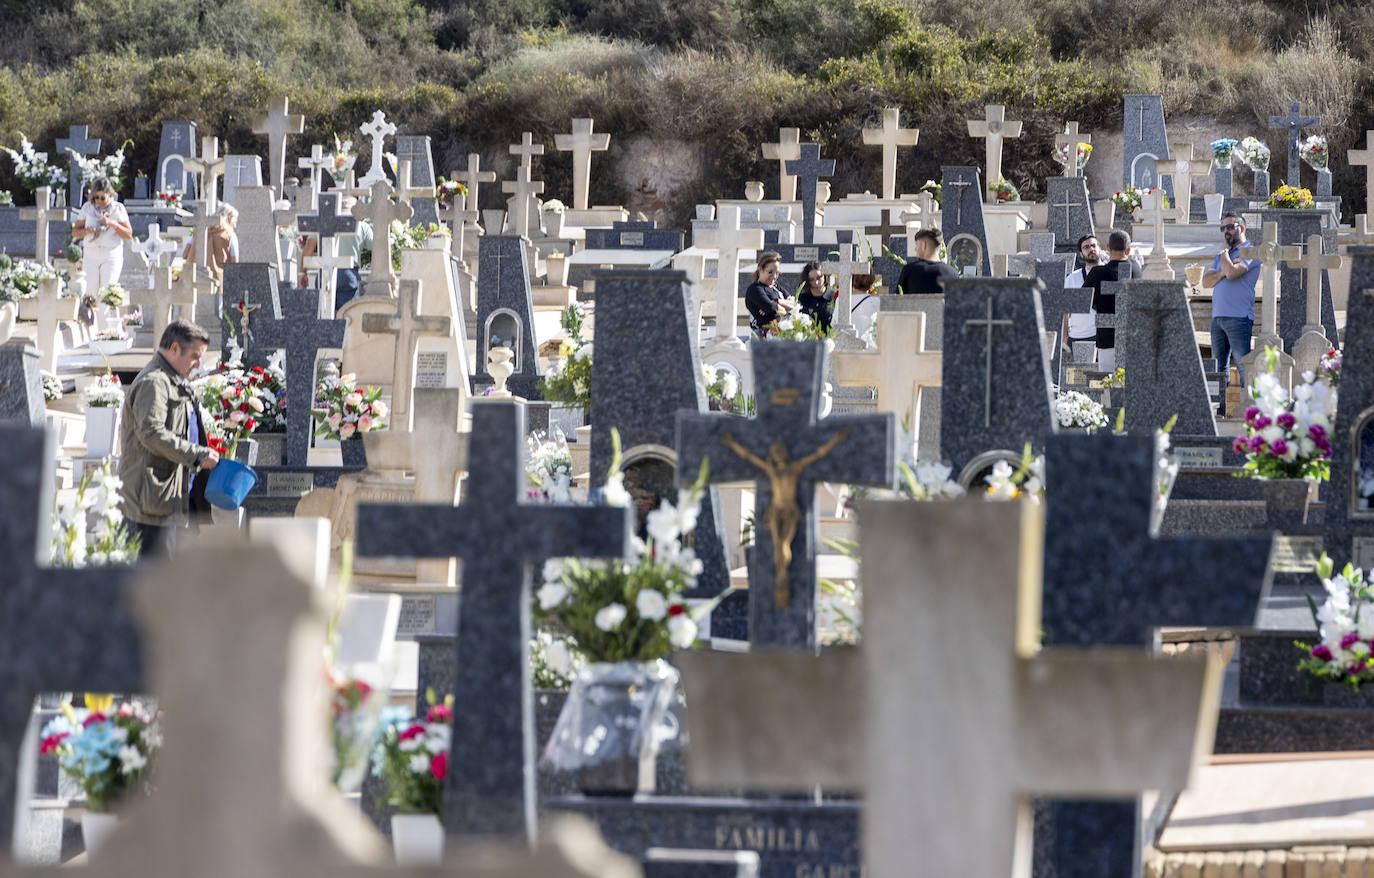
[251,285,346,467]
[939,166,992,276]
[0,340,44,427]
[1121,94,1173,201]
[473,235,542,400]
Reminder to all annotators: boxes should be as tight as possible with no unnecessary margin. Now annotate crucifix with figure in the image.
[1269,101,1321,186]
[676,341,894,648]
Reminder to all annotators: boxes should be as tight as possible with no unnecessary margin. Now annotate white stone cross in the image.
[1341,214,1374,247]
[134,224,179,271]
[833,311,941,456]
[820,234,873,331]
[352,179,413,298]
[1153,143,1212,226]
[1287,233,1343,375]
[861,107,920,200]
[456,152,496,212]
[182,136,226,213]
[760,127,801,201]
[676,499,1224,878]
[1139,189,1175,280]
[141,264,198,349]
[357,110,397,188]
[509,131,544,173]
[297,143,331,195]
[28,276,78,373]
[360,278,452,432]
[1054,122,1091,178]
[1348,131,1374,213]
[18,187,65,267]
[967,105,1023,202]
[554,118,610,211]
[1238,221,1302,340]
[442,194,478,262]
[362,387,469,585]
[251,96,305,197]
[393,158,433,207]
[709,204,766,346]
[183,199,221,269]
[502,159,545,240]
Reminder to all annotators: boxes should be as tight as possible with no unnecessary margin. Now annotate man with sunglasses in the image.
[1202,213,1260,416]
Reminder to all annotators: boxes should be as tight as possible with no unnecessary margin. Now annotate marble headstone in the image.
[473,235,541,399]
[940,166,992,276]
[1121,94,1173,201]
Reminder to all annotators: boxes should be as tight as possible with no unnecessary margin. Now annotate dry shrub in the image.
[1252,17,1361,134]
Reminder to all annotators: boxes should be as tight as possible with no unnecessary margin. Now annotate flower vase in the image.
[543,210,565,239]
[744,181,765,202]
[1262,478,1310,529]
[423,234,450,252]
[486,346,516,398]
[84,406,120,458]
[0,301,16,344]
[81,810,119,860]
[541,660,680,795]
[1093,200,1115,233]
[1215,154,1232,169]
[390,813,443,865]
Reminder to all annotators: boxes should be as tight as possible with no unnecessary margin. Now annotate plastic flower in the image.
[667,611,698,649]
[636,588,668,621]
[430,751,448,780]
[537,581,568,610]
[594,602,627,631]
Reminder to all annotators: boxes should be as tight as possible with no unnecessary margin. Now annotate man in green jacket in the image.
[118,319,220,558]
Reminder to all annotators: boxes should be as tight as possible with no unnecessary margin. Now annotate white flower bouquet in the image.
[1054,389,1109,430]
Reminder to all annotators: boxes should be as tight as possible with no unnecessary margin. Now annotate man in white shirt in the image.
[1064,234,1102,355]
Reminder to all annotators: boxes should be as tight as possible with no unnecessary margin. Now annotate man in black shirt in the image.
[898,227,959,294]
[1083,229,1139,373]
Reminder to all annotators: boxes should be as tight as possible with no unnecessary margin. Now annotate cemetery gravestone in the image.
[220,262,280,369]
[357,110,397,188]
[1269,101,1321,188]
[1122,94,1173,200]
[708,204,766,346]
[1289,234,1343,376]
[234,186,284,276]
[18,188,65,268]
[1323,246,1374,564]
[554,118,611,212]
[761,128,802,202]
[155,120,197,196]
[860,107,919,201]
[967,104,1023,202]
[27,276,79,374]
[182,136,226,213]
[352,180,413,298]
[940,166,992,276]
[1237,221,1302,390]
[1252,208,1340,354]
[252,286,347,467]
[54,125,99,210]
[1045,177,1093,249]
[818,231,871,334]
[223,155,264,206]
[1118,279,1217,436]
[0,341,43,427]
[504,133,547,239]
[783,144,833,244]
[473,235,541,399]
[360,278,450,432]
[396,135,439,228]
[1054,122,1090,179]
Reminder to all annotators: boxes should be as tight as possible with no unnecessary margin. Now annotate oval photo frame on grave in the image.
[620,445,680,541]
[946,233,983,278]
[958,448,1024,493]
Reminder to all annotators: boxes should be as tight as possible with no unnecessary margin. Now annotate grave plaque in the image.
[415,352,447,389]
[1171,446,1224,468]
[267,472,316,497]
[397,595,437,636]
[1271,535,1324,574]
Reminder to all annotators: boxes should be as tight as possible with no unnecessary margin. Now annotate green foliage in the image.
[538,304,593,414]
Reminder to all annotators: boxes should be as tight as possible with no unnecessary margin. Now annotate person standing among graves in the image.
[1084,230,1140,373]
[897,227,958,294]
[72,177,134,292]
[298,195,372,312]
[1065,234,1104,359]
[117,319,220,560]
[1201,212,1261,416]
[744,251,795,337]
[182,203,240,287]
[794,261,834,334]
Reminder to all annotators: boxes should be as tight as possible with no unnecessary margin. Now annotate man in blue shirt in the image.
[1201,213,1261,416]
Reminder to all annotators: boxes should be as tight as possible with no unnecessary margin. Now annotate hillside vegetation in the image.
[1,0,1370,219]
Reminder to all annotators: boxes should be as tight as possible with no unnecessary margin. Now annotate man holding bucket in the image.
[118,319,220,559]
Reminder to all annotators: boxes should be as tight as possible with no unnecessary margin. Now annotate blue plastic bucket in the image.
[204,458,259,510]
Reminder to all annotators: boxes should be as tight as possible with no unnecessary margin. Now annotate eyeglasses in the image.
[1220,223,1239,231]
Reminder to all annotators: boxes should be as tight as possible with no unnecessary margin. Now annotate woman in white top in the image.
[72,177,134,292]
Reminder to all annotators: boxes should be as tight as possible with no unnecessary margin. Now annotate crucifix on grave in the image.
[1288,233,1344,375]
[135,224,179,272]
[554,118,610,212]
[55,124,100,208]
[861,107,919,200]
[709,203,765,346]
[678,499,1226,878]
[784,144,834,244]
[252,287,347,467]
[833,311,941,457]
[357,401,630,844]
[182,198,221,270]
[761,127,802,202]
[1053,121,1090,178]
[1269,101,1321,186]
[252,96,305,197]
[0,425,145,854]
[360,278,451,433]
[297,143,331,196]
[300,192,359,314]
[1239,220,1302,387]
[182,136,226,213]
[943,176,973,225]
[1139,188,1175,279]
[1153,143,1212,226]
[965,297,1015,428]
[356,110,396,188]
[1129,287,1183,380]
[352,179,413,298]
[676,341,894,648]
[28,276,79,374]
[967,104,1023,202]
[18,187,66,267]
[820,230,872,333]
[1050,184,1086,240]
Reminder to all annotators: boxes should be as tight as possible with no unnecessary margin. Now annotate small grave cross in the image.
[509,131,544,172]
[676,341,894,648]
[863,208,905,256]
[964,297,1015,427]
[300,193,359,312]
[1348,131,1374,211]
[553,118,610,211]
[502,157,546,239]
[819,231,872,332]
[1238,220,1301,340]
[252,286,347,467]
[456,152,497,212]
[1153,143,1212,226]
[357,402,630,843]
[360,278,451,432]
[784,144,834,244]
[29,276,77,374]
[18,187,65,267]
[352,180,413,297]
[966,104,1023,202]
[1287,233,1344,331]
[297,143,331,195]
[1140,188,1175,279]
[135,223,179,271]
[761,127,802,201]
[710,203,766,345]
[181,198,221,269]
[1269,101,1321,185]
[54,124,100,208]
[860,107,919,200]
[251,96,305,196]
[356,110,397,188]
[1054,121,1090,178]
[833,311,941,451]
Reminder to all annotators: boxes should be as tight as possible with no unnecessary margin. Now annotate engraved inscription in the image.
[714,823,821,853]
[415,351,447,389]
[619,232,644,246]
[397,596,436,635]
[1170,446,1224,468]
[266,472,315,496]
[794,247,819,262]
[1354,536,1374,571]
[1271,535,1323,574]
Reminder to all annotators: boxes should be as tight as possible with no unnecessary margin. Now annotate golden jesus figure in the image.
[719,428,851,609]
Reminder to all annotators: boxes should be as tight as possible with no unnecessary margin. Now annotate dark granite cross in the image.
[1031,258,1090,384]
[1036,432,1275,878]
[784,144,834,244]
[1268,101,1321,186]
[863,209,904,249]
[252,286,346,467]
[1130,288,1182,379]
[1051,188,1085,240]
[965,298,1015,428]
[356,401,631,844]
[55,124,100,209]
[675,341,894,648]
[0,426,144,855]
[298,192,358,247]
[944,176,973,224]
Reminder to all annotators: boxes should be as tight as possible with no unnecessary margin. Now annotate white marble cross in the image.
[297,143,331,195]
[142,264,198,348]
[1140,189,1175,280]
[833,310,941,456]
[18,187,65,267]
[509,131,544,173]
[1347,131,1374,214]
[553,118,610,211]
[676,499,1224,878]
[502,159,545,240]
[1153,143,1212,226]
[251,96,305,197]
[820,233,872,331]
[360,278,452,432]
[357,110,397,188]
[1054,122,1091,178]
[861,108,919,200]
[1287,232,1343,375]
[134,224,179,271]
[455,152,496,213]
[181,136,226,213]
[352,179,413,298]
[966,105,1023,202]
[183,199,221,269]
[1238,221,1301,341]
[761,127,801,202]
[27,276,78,373]
[709,204,765,346]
